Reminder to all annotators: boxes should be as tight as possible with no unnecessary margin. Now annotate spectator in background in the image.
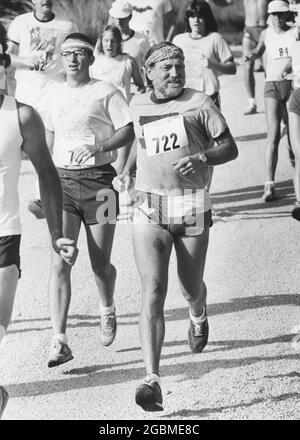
[108,0,151,77]
[7,0,75,219]
[172,0,236,190]
[91,25,145,104]
[129,0,174,46]
[242,0,299,202]
[242,0,268,115]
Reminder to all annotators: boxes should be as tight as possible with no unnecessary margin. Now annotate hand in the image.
[278,71,287,80]
[71,144,98,165]
[112,171,134,192]
[173,154,203,176]
[53,238,78,265]
[27,56,41,71]
[199,57,209,69]
[241,55,252,64]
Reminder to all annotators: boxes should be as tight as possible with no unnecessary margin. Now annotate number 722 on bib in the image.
[143,114,189,156]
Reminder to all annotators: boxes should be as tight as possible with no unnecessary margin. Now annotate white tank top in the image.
[265,27,298,81]
[0,96,23,236]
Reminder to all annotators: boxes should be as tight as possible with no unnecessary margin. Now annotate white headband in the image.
[61,40,94,53]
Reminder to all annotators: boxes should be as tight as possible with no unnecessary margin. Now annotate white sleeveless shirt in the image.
[265,27,298,81]
[0,96,23,236]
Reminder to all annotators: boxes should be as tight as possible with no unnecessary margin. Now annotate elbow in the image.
[230,143,239,161]
[128,124,135,144]
[228,63,237,75]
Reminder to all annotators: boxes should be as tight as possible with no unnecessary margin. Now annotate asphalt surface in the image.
[0,62,299,421]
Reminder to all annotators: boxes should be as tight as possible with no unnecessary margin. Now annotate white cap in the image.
[109,0,133,19]
[268,1,290,14]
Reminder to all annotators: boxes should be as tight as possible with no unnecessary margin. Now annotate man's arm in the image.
[173,129,238,175]
[18,102,77,264]
[72,123,135,165]
[130,57,146,93]
[7,41,40,71]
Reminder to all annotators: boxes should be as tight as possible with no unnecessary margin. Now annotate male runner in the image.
[116,42,238,411]
[44,33,134,367]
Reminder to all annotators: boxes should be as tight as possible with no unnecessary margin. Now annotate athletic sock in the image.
[53,333,67,345]
[99,300,115,315]
[0,325,5,345]
[249,98,256,106]
[190,306,206,323]
[145,372,161,385]
[265,180,275,186]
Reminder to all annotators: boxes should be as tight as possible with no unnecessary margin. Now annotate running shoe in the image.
[48,339,73,368]
[188,306,209,353]
[27,199,45,219]
[99,308,117,346]
[0,386,9,420]
[262,183,275,202]
[292,201,300,221]
[135,376,163,412]
[244,103,257,115]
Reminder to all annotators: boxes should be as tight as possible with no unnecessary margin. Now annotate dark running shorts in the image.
[210,92,221,109]
[0,235,21,278]
[131,191,212,237]
[244,26,266,44]
[57,164,119,225]
[264,80,293,103]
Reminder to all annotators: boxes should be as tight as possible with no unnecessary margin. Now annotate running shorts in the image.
[0,235,21,277]
[57,164,119,225]
[243,26,266,45]
[131,191,212,237]
[264,80,293,103]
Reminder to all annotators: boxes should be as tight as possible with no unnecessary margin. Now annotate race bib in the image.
[143,115,188,157]
[56,135,96,167]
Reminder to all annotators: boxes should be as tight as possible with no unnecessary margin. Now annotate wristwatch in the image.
[198,153,208,164]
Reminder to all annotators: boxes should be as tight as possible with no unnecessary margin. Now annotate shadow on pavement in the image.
[8,294,300,334]
[235,132,267,142]
[161,391,300,419]
[5,353,300,399]
[211,179,295,220]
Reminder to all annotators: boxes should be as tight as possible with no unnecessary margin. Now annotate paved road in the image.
[1,63,299,420]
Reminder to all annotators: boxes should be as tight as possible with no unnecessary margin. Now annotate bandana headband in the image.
[145,45,185,68]
[61,40,95,54]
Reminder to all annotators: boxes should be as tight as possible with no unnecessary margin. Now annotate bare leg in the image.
[174,230,209,315]
[48,211,81,335]
[265,97,284,182]
[85,222,116,307]
[243,35,256,110]
[132,224,173,375]
[0,265,19,330]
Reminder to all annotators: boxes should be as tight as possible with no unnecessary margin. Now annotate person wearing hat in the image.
[129,0,174,46]
[108,0,151,77]
[242,0,299,202]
